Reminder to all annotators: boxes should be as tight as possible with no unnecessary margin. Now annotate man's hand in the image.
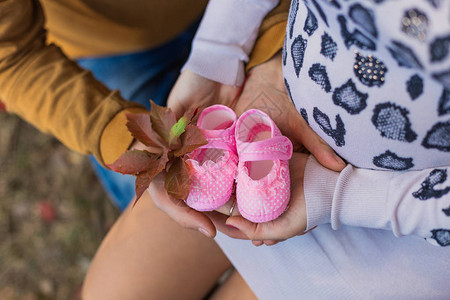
[234,52,346,172]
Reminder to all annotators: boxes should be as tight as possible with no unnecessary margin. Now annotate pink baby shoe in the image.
[235,109,293,223]
[185,105,238,211]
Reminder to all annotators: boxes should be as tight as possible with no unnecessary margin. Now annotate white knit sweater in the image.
[184,0,450,298]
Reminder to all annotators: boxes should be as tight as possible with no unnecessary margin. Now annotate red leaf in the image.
[192,107,204,125]
[149,100,177,143]
[107,150,160,175]
[134,172,153,203]
[133,150,169,204]
[165,157,191,200]
[182,107,198,125]
[174,125,208,157]
[148,149,169,179]
[125,113,162,148]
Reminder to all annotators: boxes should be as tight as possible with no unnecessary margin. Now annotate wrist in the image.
[303,155,339,231]
[100,107,148,166]
[249,51,284,92]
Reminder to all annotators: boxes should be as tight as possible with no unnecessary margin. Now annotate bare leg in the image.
[82,192,231,300]
[210,270,258,300]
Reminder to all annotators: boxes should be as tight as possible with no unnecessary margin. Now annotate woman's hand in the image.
[148,70,243,238]
[225,152,311,245]
[148,173,247,239]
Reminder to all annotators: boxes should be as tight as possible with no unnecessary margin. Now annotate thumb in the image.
[294,117,346,172]
[148,174,216,237]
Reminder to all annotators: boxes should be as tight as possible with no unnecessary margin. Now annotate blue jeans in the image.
[77,23,197,211]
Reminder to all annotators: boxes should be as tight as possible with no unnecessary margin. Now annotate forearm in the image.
[0,0,147,165]
[304,156,450,246]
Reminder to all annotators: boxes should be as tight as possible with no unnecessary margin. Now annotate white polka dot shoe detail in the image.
[235,109,293,223]
[185,105,238,211]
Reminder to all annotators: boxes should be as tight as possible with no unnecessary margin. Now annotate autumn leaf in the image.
[181,106,199,125]
[165,156,191,200]
[134,150,169,203]
[147,149,169,181]
[168,107,203,149]
[109,100,207,203]
[184,107,203,129]
[107,150,161,175]
[149,100,177,144]
[126,113,162,148]
[174,125,208,157]
[134,172,153,204]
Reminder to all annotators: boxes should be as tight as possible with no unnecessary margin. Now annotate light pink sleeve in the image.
[182,0,279,86]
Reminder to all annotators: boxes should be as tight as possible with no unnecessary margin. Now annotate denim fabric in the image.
[77,23,197,211]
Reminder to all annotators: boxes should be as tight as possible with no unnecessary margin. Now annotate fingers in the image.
[166,70,240,119]
[166,71,206,119]
[214,196,240,217]
[224,217,278,241]
[263,240,280,246]
[147,173,245,240]
[225,153,308,241]
[226,213,308,243]
[224,216,296,241]
[252,240,264,246]
[148,174,216,238]
[205,198,246,239]
[204,211,248,240]
[169,101,189,120]
[294,117,346,172]
[251,240,282,247]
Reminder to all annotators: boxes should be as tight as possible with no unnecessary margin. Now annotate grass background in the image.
[0,112,119,299]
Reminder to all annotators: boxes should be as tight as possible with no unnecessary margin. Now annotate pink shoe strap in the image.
[238,136,293,162]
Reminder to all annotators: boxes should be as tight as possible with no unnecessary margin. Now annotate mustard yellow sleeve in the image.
[0,0,146,166]
[247,0,290,70]
[100,107,149,165]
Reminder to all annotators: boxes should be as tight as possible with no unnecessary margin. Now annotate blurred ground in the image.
[0,112,119,299]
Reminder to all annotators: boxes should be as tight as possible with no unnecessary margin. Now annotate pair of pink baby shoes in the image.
[185,105,293,223]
